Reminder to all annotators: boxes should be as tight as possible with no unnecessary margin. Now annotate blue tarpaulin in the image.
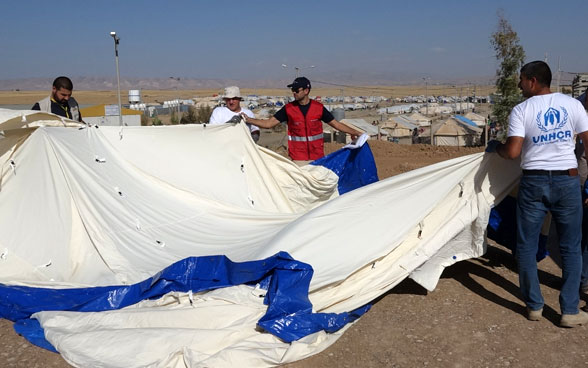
[1,143,377,352]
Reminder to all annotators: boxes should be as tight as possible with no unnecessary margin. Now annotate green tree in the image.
[490,12,525,130]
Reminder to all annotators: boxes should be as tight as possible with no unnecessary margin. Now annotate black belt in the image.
[522,168,578,176]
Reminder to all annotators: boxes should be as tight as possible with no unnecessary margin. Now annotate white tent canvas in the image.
[0,109,521,367]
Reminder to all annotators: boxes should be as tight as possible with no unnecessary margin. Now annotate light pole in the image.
[110,32,123,127]
[422,77,430,116]
[459,86,463,114]
[282,64,315,78]
[452,85,461,114]
[169,77,181,120]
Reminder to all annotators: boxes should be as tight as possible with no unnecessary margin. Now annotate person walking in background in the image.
[32,76,83,122]
[575,87,588,183]
[486,61,588,327]
[244,77,362,165]
[574,87,588,294]
[209,86,260,142]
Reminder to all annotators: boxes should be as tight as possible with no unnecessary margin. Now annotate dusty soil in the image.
[0,85,496,105]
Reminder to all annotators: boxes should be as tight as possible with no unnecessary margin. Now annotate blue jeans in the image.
[516,174,582,315]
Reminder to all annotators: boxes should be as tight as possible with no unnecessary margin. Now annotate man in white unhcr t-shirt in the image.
[209,86,260,142]
[487,60,588,327]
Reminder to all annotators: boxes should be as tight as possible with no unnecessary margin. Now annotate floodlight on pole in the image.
[452,84,461,114]
[110,31,123,127]
[169,77,181,119]
[422,77,430,116]
[282,64,315,78]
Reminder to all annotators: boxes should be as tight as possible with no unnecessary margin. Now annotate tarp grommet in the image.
[9,160,16,175]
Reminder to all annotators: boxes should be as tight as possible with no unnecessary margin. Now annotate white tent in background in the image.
[0,109,520,368]
[433,116,483,146]
[420,105,453,115]
[381,116,417,144]
[340,118,384,139]
[406,112,432,127]
[464,112,487,128]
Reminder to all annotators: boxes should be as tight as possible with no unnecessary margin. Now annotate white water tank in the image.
[128,89,141,103]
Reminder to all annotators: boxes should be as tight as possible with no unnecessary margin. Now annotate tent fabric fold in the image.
[0,108,521,367]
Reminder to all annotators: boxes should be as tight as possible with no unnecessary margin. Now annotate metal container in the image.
[128,90,141,103]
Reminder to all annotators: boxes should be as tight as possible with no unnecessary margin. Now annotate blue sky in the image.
[1,0,586,84]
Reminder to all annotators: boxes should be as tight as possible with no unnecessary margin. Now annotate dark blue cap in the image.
[287,77,311,90]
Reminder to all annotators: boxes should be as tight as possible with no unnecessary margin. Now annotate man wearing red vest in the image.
[244,77,362,165]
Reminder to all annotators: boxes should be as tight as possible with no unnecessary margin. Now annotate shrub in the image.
[152,116,163,126]
[182,105,213,124]
[170,111,179,125]
[140,113,150,126]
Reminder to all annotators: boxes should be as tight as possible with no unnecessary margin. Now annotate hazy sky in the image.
[1,0,586,84]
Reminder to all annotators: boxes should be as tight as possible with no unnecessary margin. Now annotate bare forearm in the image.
[244,116,279,129]
[328,120,362,138]
[497,136,523,160]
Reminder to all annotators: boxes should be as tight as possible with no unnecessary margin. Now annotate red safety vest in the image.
[285,100,325,160]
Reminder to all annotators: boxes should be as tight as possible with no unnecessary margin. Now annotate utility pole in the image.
[109,32,123,127]
[423,77,429,115]
[556,56,561,93]
[459,86,463,114]
[453,85,462,114]
[282,64,315,78]
[472,84,476,112]
[169,77,181,120]
[430,118,434,146]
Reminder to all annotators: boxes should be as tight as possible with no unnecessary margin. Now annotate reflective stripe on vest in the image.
[284,100,325,160]
[288,133,323,142]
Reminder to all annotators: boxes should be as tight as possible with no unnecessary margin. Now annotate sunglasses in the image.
[291,88,303,93]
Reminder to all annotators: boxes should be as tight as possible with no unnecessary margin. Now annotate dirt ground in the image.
[3,137,588,368]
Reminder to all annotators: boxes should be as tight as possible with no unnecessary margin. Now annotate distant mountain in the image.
[0,77,292,91]
[0,75,500,91]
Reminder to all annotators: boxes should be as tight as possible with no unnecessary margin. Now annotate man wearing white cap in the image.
[209,86,260,142]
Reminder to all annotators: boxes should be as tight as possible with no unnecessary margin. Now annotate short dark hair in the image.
[520,61,552,87]
[52,76,73,91]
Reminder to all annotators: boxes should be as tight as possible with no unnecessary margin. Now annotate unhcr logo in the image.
[532,107,571,144]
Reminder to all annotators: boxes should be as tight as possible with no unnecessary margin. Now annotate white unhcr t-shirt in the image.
[208,106,260,134]
[508,92,588,170]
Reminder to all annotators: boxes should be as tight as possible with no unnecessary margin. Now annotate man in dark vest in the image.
[245,77,362,165]
[32,76,83,122]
